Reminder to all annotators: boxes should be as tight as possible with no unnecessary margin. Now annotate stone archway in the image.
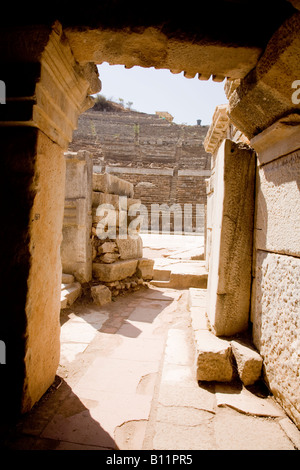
[0,2,299,426]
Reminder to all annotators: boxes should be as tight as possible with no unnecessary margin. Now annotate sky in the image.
[96,63,228,126]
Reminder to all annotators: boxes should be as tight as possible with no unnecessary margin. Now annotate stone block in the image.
[99,242,118,253]
[99,253,120,264]
[62,273,74,284]
[93,172,134,197]
[231,340,263,386]
[91,284,112,306]
[92,191,120,210]
[255,149,300,258]
[137,258,154,280]
[93,259,138,282]
[194,330,233,382]
[116,236,143,260]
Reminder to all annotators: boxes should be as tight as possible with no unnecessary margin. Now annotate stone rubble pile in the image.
[91,172,154,305]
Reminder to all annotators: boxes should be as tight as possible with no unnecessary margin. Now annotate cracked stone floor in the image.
[2,234,300,450]
[3,285,300,451]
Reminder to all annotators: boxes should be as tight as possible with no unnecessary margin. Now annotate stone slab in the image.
[215,384,286,418]
[93,172,134,197]
[256,149,300,257]
[92,259,138,282]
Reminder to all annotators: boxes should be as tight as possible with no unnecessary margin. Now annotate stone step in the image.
[187,287,263,386]
[61,282,82,309]
[151,271,207,289]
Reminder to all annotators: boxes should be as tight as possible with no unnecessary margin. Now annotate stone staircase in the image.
[60,274,82,309]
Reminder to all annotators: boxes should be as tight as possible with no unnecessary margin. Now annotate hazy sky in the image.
[97,63,228,126]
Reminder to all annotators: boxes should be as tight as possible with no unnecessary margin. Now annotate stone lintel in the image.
[250,113,300,166]
[65,27,262,81]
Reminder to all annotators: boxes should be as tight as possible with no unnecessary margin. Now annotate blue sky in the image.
[97,63,227,126]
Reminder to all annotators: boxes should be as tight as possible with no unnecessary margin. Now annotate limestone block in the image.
[62,273,74,284]
[99,253,120,264]
[256,150,300,258]
[99,242,118,253]
[137,258,155,280]
[252,250,300,427]
[93,259,138,282]
[116,236,143,260]
[194,330,233,382]
[91,284,112,306]
[231,340,263,386]
[207,139,255,336]
[93,172,134,197]
[61,282,82,308]
[92,191,120,209]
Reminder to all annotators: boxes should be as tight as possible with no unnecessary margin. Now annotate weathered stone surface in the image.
[252,250,300,428]
[255,149,300,258]
[137,258,154,280]
[93,259,138,282]
[92,191,120,209]
[194,330,233,382]
[62,273,74,284]
[99,253,120,264]
[91,284,112,306]
[229,12,300,139]
[61,282,82,309]
[207,139,255,336]
[93,172,134,197]
[61,150,93,283]
[99,242,118,253]
[116,236,143,260]
[231,340,263,386]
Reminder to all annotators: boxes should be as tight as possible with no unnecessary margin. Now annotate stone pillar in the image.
[206,139,256,336]
[61,151,93,283]
[0,22,100,419]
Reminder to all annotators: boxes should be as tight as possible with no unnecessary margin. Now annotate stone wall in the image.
[204,103,300,428]
[250,116,300,428]
[68,109,211,233]
[61,158,154,306]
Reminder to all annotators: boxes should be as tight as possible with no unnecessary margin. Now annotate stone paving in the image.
[3,284,300,450]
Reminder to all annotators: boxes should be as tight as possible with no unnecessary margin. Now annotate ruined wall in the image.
[205,102,300,429]
[69,110,211,233]
[250,117,300,428]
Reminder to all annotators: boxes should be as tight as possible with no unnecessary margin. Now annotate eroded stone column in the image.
[0,22,100,418]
